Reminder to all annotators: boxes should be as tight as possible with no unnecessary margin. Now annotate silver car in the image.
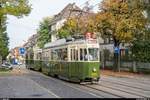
[2,63,13,70]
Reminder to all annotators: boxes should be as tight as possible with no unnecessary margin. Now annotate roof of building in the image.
[49,3,81,25]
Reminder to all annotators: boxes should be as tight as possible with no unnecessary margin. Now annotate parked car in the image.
[2,63,13,70]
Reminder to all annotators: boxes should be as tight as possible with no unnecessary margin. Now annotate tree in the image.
[0,15,9,60]
[57,2,97,39]
[96,0,146,72]
[0,0,31,61]
[37,17,53,48]
[57,14,96,39]
[0,0,31,33]
[57,18,76,39]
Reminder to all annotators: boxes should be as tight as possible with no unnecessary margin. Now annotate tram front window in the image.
[88,48,98,61]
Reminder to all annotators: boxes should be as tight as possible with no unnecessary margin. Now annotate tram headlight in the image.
[93,68,97,72]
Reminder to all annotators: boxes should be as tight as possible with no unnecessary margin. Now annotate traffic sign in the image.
[114,46,119,53]
[20,48,25,54]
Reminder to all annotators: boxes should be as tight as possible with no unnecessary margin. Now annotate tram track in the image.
[80,84,143,98]
[101,75,150,92]
[101,79,150,91]
[29,70,148,98]
[102,75,150,86]
[98,83,149,98]
[30,71,124,98]
[79,84,123,98]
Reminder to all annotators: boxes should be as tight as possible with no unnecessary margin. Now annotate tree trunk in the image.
[113,42,120,72]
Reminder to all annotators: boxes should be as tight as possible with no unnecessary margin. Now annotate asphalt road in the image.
[0,65,98,98]
[0,64,150,98]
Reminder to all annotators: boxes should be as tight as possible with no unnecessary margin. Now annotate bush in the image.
[130,39,150,62]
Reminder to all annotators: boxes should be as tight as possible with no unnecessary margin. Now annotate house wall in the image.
[51,19,66,42]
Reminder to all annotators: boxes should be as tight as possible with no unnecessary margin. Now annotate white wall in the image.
[51,19,66,42]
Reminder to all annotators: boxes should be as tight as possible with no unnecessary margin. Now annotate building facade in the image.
[49,3,81,42]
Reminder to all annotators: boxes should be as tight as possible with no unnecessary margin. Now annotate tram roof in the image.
[44,38,87,49]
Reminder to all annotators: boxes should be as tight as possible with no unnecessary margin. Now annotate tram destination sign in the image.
[88,40,97,44]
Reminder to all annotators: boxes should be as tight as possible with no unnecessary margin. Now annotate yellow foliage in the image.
[96,0,147,44]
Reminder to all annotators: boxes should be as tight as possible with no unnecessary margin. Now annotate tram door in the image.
[69,47,79,79]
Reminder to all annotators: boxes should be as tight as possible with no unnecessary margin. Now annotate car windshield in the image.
[5,63,10,66]
[88,48,99,61]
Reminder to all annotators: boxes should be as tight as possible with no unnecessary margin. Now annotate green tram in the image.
[26,37,100,83]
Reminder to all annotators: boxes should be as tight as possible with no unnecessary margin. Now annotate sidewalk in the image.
[0,64,28,74]
[100,69,150,81]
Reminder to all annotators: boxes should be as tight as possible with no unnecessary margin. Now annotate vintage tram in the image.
[26,35,100,83]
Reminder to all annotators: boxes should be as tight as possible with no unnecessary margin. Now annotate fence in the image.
[100,48,150,74]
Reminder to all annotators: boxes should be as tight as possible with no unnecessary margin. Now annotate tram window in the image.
[62,48,68,61]
[80,49,83,61]
[51,50,57,60]
[76,50,78,61]
[88,48,98,61]
[74,49,75,61]
[51,50,53,60]
[84,48,88,61]
[53,50,57,60]
[71,49,72,61]
[71,49,75,61]
[57,49,62,60]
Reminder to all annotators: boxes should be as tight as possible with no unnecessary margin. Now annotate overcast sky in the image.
[7,0,101,50]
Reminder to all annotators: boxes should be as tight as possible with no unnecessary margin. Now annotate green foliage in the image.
[57,18,76,39]
[0,68,11,72]
[0,16,9,60]
[0,0,31,59]
[0,32,9,60]
[37,17,53,48]
[0,0,31,17]
[57,15,97,39]
[130,38,150,62]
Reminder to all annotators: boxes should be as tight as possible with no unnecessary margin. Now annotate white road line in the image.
[24,77,60,98]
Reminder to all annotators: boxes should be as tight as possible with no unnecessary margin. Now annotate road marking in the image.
[65,84,101,98]
[37,72,101,98]
[24,77,60,98]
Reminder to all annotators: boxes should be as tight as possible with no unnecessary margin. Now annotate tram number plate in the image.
[91,73,97,76]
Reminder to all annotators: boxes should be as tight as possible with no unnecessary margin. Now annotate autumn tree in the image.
[57,15,96,39]
[96,0,146,72]
[57,18,76,39]
[37,17,53,48]
[57,2,96,39]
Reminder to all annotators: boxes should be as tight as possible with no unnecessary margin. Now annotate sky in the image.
[7,0,102,50]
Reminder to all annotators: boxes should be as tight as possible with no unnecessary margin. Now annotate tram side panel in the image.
[68,62,80,82]
[34,60,42,71]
